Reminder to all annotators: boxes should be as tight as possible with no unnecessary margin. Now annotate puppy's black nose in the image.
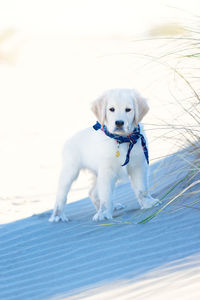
[115,120,124,127]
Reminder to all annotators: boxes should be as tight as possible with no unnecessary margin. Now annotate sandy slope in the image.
[0,32,199,300]
[1,153,200,300]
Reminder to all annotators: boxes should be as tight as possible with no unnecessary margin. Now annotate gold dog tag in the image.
[116,151,120,157]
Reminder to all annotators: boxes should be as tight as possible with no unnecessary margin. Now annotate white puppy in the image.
[49,89,159,222]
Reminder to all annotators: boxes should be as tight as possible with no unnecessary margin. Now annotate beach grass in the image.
[140,20,200,222]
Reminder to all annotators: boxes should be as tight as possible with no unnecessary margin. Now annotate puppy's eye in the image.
[125,108,131,112]
[109,107,115,112]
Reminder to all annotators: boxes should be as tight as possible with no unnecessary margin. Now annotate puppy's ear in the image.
[91,94,107,125]
[132,90,149,125]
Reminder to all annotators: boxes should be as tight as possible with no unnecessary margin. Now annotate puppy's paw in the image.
[141,197,161,209]
[93,211,104,221]
[49,212,69,223]
[114,203,126,211]
[93,210,113,221]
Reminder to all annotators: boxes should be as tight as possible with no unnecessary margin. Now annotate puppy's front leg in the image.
[93,169,116,221]
[128,163,160,209]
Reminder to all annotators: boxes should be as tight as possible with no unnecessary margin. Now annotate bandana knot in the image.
[93,121,149,166]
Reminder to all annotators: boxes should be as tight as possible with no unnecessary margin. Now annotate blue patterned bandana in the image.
[93,121,149,166]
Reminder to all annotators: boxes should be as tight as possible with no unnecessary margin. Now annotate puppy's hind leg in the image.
[49,160,80,223]
[89,177,100,212]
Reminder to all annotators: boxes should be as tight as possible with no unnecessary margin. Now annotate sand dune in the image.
[1,152,200,300]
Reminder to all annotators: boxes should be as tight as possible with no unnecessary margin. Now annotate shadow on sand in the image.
[1,150,200,300]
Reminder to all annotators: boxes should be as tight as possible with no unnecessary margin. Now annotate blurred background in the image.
[0,0,199,223]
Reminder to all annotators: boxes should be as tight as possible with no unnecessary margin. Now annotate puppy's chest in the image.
[108,141,130,161]
[113,142,128,159]
[107,139,142,165]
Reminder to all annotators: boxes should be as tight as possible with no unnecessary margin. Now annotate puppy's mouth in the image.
[113,127,127,136]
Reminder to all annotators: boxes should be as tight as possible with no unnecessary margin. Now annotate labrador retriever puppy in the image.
[49,88,159,222]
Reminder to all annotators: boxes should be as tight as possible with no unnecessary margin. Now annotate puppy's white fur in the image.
[49,89,159,222]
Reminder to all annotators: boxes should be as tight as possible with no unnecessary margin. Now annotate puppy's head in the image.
[91,89,149,135]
